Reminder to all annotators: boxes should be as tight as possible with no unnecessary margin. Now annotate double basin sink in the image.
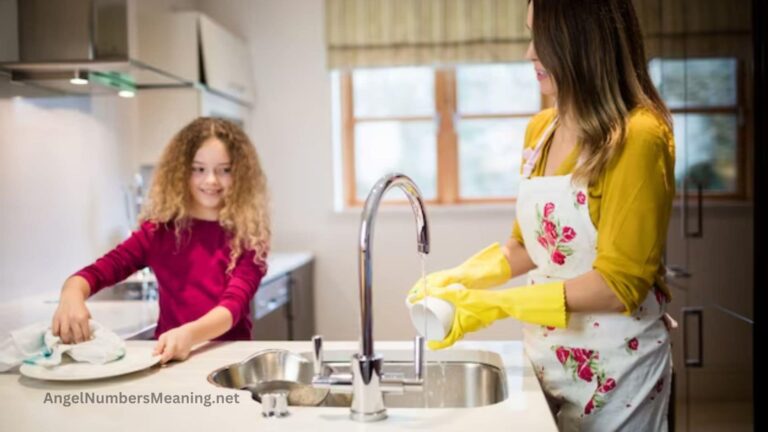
[207,348,508,409]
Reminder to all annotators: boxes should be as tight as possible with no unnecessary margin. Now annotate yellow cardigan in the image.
[511,107,675,314]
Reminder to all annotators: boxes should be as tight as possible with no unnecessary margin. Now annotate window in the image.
[335,63,545,206]
[456,64,542,200]
[649,57,744,197]
[336,58,744,206]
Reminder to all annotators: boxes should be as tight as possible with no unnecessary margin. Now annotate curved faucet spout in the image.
[359,173,430,358]
[311,173,430,422]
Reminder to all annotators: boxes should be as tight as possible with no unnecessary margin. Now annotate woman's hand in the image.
[407,269,457,304]
[52,276,93,344]
[407,242,525,304]
[154,325,196,364]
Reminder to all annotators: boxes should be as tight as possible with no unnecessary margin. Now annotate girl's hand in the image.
[52,277,93,344]
[153,325,195,364]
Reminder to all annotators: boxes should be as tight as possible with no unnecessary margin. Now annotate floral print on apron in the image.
[517,117,672,432]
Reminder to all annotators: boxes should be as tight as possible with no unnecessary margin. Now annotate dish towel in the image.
[0,320,126,372]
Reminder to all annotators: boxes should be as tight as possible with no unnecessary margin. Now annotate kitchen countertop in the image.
[261,251,313,285]
[0,340,558,431]
[0,252,314,338]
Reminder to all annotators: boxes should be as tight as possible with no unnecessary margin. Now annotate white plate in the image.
[19,346,161,381]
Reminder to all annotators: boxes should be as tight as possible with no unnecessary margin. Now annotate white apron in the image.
[517,118,672,432]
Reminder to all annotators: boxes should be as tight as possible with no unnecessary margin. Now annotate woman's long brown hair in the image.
[531,0,671,185]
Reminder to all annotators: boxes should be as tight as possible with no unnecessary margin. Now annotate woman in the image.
[408,0,675,430]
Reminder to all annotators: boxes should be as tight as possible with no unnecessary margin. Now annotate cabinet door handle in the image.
[682,180,703,238]
[665,265,692,279]
[661,250,691,282]
[683,307,704,368]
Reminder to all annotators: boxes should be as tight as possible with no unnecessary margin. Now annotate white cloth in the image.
[0,320,126,372]
[516,118,672,431]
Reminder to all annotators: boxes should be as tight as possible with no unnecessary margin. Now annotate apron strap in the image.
[522,116,559,179]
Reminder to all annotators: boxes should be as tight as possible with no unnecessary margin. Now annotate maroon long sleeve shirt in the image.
[75,219,266,340]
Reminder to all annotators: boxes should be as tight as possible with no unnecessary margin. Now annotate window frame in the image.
[338,58,749,207]
[340,67,549,207]
[650,56,748,200]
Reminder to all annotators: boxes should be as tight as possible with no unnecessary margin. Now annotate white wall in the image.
[197,0,527,341]
[0,0,201,304]
[0,96,138,302]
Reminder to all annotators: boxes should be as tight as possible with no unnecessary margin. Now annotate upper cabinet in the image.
[0,1,253,104]
[198,15,254,104]
[132,8,200,84]
[134,9,254,104]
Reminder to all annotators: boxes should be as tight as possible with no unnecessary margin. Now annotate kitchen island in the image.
[0,340,558,431]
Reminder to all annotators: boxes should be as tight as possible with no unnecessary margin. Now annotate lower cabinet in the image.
[665,208,754,432]
[250,275,291,341]
[250,258,315,341]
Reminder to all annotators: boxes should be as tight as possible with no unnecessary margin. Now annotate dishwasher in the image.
[250,274,292,340]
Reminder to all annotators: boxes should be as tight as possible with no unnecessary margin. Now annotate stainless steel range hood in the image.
[0,0,195,97]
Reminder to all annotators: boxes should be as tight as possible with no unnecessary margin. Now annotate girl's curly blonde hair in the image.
[139,117,270,272]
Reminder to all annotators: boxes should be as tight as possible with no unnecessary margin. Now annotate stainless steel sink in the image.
[207,350,508,409]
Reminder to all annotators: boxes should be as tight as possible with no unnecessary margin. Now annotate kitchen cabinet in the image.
[135,10,253,104]
[287,259,316,340]
[198,14,254,104]
[665,210,754,431]
[634,0,755,429]
[250,256,315,341]
[133,5,199,84]
[250,274,291,340]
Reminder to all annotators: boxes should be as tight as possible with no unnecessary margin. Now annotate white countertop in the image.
[0,340,557,431]
[262,251,314,284]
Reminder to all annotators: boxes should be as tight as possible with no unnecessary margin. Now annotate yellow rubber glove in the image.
[411,282,568,350]
[407,243,512,302]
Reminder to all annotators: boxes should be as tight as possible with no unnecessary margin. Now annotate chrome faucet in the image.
[312,173,429,422]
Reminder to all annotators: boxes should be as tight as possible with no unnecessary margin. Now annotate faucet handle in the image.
[394,335,425,393]
[413,335,424,380]
[312,335,324,375]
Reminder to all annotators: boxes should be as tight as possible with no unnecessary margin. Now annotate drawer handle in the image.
[683,307,704,368]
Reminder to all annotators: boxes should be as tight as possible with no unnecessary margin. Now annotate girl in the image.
[408,0,674,430]
[51,117,271,364]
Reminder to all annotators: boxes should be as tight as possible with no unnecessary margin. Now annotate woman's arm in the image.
[564,271,625,312]
[503,225,624,312]
[501,235,537,279]
[571,112,675,314]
